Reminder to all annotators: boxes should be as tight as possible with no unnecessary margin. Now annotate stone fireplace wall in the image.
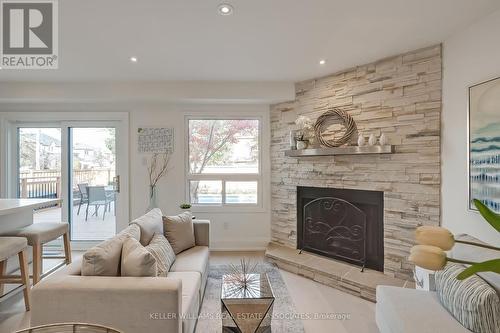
[270,45,442,280]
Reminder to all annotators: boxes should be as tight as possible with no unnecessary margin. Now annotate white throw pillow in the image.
[163,211,196,254]
[121,237,157,277]
[435,263,500,333]
[130,208,164,246]
[81,224,141,276]
[146,233,176,276]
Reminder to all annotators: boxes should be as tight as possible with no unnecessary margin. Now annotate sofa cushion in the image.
[121,237,157,277]
[376,285,470,333]
[170,246,209,302]
[167,271,200,333]
[163,212,195,254]
[131,208,164,246]
[146,233,176,276]
[170,246,209,277]
[81,224,140,276]
[435,263,500,333]
[167,271,201,315]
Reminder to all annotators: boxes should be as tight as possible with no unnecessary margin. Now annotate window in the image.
[187,118,260,207]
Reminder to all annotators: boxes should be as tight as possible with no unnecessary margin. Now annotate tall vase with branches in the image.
[147,153,170,212]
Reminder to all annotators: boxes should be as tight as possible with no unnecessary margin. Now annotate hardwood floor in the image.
[211,251,378,333]
[0,251,378,333]
[280,269,378,333]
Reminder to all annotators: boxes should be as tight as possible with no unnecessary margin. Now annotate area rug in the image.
[195,261,305,333]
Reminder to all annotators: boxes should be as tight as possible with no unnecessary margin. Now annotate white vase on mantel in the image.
[368,134,377,146]
[357,134,366,147]
[379,133,388,146]
[296,140,308,150]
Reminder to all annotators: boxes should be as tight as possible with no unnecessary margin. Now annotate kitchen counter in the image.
[0,198,61,234]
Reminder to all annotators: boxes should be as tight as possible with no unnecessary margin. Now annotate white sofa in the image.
[376,234,499,333]
[30,211,210,333]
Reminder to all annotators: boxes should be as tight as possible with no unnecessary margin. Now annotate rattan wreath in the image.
[314,108,357,147]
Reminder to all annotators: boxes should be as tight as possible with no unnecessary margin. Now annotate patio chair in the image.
[106,190,116,215]
[85,186,113,221]
[76,183,88,215]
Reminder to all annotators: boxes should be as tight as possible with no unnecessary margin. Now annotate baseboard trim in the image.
[210,238,270,252]
[210,247,267,252]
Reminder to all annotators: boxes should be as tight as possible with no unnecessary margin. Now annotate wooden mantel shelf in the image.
[284,145,394,157]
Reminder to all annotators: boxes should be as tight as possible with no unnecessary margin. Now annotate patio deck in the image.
[34,204,116,241]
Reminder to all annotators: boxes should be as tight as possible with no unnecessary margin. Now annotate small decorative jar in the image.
[357,134,366,147]
[368,134,377,146]
[296,140,308,150]
[379,133,388,146]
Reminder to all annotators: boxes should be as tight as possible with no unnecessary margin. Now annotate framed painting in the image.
[469,77,500,213]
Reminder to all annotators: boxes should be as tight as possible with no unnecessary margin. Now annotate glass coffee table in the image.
[221,273,275,333]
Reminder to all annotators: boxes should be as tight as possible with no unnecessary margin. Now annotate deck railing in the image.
[19,169,114,200]
[19,176,61,199]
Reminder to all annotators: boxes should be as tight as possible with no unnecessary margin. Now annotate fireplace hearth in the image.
[297,186,384,272]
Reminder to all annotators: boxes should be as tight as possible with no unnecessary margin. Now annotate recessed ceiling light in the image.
[319,59,326,65]
[130,56,138,63]
[218,3,233,15]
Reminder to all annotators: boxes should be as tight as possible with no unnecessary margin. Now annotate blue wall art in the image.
[469,77,500,213]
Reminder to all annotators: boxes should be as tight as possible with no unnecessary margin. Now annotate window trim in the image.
[184,115,263,212]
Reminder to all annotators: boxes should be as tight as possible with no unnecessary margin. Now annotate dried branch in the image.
[148,152,171,187]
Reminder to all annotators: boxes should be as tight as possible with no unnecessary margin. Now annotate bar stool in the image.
[0,237,30,311]
[7,222,71,285]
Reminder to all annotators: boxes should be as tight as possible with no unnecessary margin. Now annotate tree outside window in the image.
[188,119,260,205]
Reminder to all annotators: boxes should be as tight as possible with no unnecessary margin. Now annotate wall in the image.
[0,81,294,250]
[270,45,442,279]
[129,104,272,250]
[442,9,500,245]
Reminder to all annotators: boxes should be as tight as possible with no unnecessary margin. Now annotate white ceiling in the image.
[1,0,499,82]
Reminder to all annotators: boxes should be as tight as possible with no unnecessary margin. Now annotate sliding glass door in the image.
[14,121,128,245]
[69,127,117,241]
[17,127,63,230]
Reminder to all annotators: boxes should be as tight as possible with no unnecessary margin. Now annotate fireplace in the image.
[297,186,384,272]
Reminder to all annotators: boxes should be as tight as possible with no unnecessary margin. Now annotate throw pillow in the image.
[146,233,176,276]
[163,211,195,254]
[435,263,500,333]
[81,224,141,276]
[452,234,500,294]
[121,237,157,277]
[130,208,164,246]
[117,223,141,241]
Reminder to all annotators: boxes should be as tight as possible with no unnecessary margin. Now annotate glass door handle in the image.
[113,175,120,193]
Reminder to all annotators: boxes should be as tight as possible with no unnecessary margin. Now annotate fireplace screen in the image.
[302,197,367,268]
[297,186,384,272]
